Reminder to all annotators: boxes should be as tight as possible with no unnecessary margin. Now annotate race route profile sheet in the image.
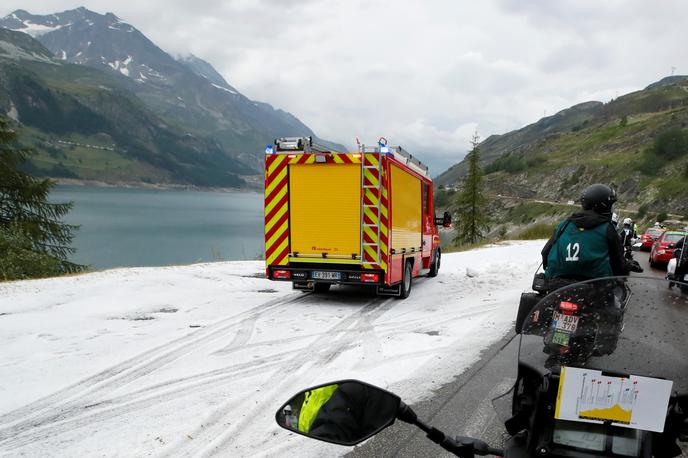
[555,366,673,432]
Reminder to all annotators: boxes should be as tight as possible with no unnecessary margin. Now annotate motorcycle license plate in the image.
[552,331,570,347]
[552,311,579,332]
[311,271,341,280]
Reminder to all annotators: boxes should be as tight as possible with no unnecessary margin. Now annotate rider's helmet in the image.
[654,222,661,228]
[580,184,617,214]
[623,217,632,227]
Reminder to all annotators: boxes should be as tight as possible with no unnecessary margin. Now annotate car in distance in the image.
[649,231,687,268]
[640,227,666,251]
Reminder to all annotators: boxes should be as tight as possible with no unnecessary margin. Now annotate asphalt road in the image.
[348,251,688,457]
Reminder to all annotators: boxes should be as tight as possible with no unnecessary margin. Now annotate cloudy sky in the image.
[4,0,688,174]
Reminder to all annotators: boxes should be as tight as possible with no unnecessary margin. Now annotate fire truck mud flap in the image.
[377,284,401,296]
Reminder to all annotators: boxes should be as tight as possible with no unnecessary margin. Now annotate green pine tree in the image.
[454,132,489,245]
[0,117,85,280]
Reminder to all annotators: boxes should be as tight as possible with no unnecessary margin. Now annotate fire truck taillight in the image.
[361,273,380,283]
[273,270,291,280]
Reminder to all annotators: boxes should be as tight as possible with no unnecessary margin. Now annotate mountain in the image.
[176,53,239,92]
[0,7,345,174]
[435,76,688,234]
[0,27,253,187]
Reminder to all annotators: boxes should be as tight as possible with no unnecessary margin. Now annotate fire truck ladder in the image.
[361,148,382,266]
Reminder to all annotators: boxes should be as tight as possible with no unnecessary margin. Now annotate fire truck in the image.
[263,137,451,299]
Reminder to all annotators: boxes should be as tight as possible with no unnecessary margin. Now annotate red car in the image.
[649,231,687,268]
[640,227,665,251]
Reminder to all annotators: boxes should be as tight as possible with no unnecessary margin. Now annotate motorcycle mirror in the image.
[275,380,401,446]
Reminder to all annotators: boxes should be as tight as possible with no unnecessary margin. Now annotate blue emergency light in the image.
[265,145,274,155]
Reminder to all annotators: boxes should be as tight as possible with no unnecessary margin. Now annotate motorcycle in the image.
[275,277,688,457]
[667,248,688,294]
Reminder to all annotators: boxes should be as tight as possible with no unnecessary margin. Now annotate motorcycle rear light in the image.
[361,273,380,283]
[559,301,579,313]
[273,269,291,279]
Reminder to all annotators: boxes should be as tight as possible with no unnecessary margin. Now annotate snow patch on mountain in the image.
[211,83,238,95]
[10,20,67,37]
[107,55,133,76]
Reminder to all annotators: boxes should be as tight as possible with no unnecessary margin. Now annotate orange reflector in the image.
[352,153,362,158]
[273,270,291,279]
[361,273,379,283]
[287,154,297,158]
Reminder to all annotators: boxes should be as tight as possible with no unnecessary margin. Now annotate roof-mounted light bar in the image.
[272,136,341,154]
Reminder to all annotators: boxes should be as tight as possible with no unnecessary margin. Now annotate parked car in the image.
[640,227,666,251]
[649,231,687,268]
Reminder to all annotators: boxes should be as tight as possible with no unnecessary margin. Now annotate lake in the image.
[50,186,264,270]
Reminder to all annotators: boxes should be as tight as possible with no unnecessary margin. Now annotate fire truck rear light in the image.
[361,273,379,283]
[559,301,579,312]
[273,270,291,279]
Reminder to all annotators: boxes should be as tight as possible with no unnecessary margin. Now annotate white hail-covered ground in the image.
[0,241,543,457]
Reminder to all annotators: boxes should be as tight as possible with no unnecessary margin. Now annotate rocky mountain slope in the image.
[0,7,344,187]
[435,76,688,229]
[0,28,254,187]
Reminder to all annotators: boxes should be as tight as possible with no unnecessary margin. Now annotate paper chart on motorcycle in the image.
[555,366,673,433]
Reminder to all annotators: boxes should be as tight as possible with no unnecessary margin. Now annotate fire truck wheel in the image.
[313,283,331,293]
[398,262,413,299]
[428,249,441,277]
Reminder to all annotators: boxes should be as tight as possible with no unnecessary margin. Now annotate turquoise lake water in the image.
[50,186,264,269]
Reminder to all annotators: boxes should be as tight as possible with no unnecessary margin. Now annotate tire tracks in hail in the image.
[0,351,295,452]
[193,296,518,457]
[0,292,311,441]
[169,295,395,457]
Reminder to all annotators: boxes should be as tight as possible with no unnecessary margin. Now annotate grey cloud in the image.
[3,0,688,173]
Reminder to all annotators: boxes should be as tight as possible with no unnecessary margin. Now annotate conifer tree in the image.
[0,117,84,279]
[454,132,489,245]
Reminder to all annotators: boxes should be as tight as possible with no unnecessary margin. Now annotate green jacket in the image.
[544,214,617,279]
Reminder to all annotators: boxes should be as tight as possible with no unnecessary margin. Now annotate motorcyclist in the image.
[307,382,399,443]
[541,184,638,287]
[618,217,635,252]
[673,233,687,284]
[297,384,339,433]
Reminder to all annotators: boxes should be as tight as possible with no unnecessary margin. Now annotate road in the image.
[488,194,686,222]
[348,251,688,457]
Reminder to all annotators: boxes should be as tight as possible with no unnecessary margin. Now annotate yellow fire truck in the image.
[264,137,451,298]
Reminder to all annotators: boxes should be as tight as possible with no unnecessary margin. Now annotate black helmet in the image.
[580,184,617,213]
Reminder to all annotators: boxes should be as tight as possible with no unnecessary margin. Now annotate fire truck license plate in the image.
[552,311,579,333]
[312,271,341,280]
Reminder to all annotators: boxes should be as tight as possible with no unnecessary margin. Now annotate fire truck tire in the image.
[313,283,331,293]
[398,261,413,299]
[428,249,441,277]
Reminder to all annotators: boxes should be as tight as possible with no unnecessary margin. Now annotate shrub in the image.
[653,128,688,160]
[636,204,648,219]
[0,225,65,280]
[514,222,557,240]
